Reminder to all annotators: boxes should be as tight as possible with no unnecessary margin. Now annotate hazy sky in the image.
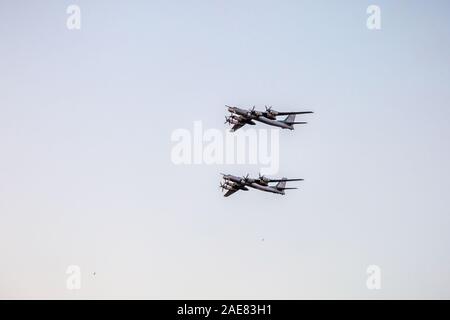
[1,0,450,299]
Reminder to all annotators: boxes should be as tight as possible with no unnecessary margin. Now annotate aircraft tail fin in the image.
[275,178,287,190]
[283,114,296,124]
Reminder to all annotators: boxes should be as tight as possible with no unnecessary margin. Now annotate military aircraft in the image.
[225,105,313,132]
[220,173,303,197]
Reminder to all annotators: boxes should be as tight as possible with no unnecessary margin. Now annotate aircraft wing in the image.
[230,122,246,132]
[276,111,313,116]
[269,178,304,182]
[224,189,239,197]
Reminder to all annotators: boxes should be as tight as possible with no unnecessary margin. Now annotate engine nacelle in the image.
[225,181,237,187]
[266,111,278,119]
[223,184,234,191]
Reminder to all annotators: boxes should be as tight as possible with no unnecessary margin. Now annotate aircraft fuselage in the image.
[222,174,284,195]
[248,182,284,195]
[228,107,293,130]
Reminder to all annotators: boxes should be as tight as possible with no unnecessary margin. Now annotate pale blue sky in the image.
[1,0,450,299]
